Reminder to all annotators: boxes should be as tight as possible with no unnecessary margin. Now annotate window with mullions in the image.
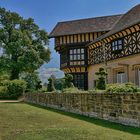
[112,39,123,51]
[69,48,85,65]
[73,74,85,89]
[117,72,126,83]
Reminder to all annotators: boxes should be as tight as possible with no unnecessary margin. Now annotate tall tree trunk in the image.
[10,55,20,80]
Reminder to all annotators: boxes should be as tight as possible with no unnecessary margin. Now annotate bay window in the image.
[69,48,85,65]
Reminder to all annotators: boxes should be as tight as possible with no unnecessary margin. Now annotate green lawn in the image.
[0,103,140,140]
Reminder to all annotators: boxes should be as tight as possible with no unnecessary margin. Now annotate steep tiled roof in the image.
[88,4,140,45]
[49,14,122,38]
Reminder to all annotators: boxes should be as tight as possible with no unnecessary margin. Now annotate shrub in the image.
[47,77,56,92]
[0,79,27,99]
[0,86,9,99]
[54,78,66,90]
[0,80,10,86]
[0,86,8,93]
[65,74,74,88]
[0,74,9,81]
[88,89,106,94]
[38,86,48,92]
[62,87,88,93]
[7,80,27,96]
[137,88,140,92]
[47,74,74,92]
[125,82,138,92]
[106,83,138,93]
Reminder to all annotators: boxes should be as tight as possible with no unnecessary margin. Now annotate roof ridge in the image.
[107,14,123,30]
[49,14,123,38]
[58,14,123,24]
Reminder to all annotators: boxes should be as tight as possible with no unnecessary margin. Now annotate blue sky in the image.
[0,0,140,81]
[0,0,140,68]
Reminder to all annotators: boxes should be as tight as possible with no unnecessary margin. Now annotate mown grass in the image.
[0,103,139,140]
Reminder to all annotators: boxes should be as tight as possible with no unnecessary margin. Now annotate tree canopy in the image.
[0,8,51,79]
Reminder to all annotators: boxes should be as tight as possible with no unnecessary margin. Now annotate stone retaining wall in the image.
[24,93,140,127]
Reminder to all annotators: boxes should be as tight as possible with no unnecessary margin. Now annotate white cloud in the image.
[38,67,64,83]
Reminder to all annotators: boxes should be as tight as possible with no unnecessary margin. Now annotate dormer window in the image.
[112,39,123,51]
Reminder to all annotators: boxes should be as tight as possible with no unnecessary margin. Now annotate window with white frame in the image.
[117,72,126,83]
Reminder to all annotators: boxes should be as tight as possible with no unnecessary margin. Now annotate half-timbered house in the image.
[49,4,140,90]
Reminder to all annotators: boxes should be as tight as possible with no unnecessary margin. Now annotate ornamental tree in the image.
[65,74,74,88]
[47,77,56,92]
[95,67,108,90]
[0,8,51,79]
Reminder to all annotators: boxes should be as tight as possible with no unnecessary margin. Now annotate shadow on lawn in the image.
[27,103,140,135]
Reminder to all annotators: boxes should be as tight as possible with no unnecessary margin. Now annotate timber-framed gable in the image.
[49,4,140,89]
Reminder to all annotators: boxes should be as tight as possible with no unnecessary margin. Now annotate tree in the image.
[65,74,74,88]
[47,77,56,92]
[54,78,66,90]
[0,8,51,80]
[95,68,108,90]
[22,72,41,91]
[0,71,9,81]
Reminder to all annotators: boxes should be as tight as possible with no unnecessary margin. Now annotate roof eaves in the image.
[49,14,123,38]
[87,21,140,47]
[49,29,110,38]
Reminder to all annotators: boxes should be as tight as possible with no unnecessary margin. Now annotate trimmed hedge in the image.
[62,87,88,93]
[106,83,138,93]
[0,80,26,99]
[0,86,8,99]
